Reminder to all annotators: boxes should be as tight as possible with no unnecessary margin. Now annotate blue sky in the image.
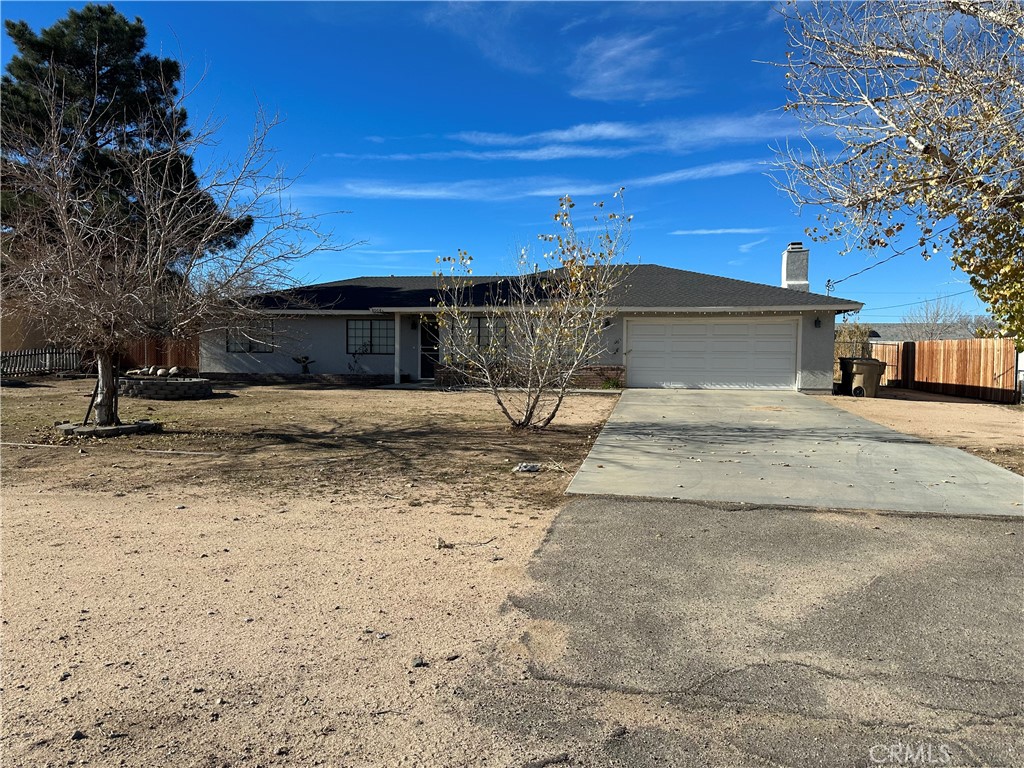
[1,1,988,322]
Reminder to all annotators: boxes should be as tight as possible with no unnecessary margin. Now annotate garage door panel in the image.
[754,339,795,354]
[714,340,750,354]
[627,318,797,389]
[670,325,709,338]
[716,356,748,369]
[711,324,752,338]
[671,340,710,354]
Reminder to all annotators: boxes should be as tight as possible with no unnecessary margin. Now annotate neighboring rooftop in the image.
[867,322,985,342]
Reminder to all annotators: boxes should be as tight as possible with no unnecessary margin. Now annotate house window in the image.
[470,317,507,348]
[347,319,395,354]
[226,320,274,353]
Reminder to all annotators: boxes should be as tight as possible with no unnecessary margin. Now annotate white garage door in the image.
[626,317,798,389]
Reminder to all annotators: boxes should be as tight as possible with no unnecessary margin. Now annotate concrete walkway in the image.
[567,390,1024,516]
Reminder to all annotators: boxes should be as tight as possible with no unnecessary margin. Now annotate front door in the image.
[419,319,440,379]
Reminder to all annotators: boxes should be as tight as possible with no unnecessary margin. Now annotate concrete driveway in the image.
[567,390,1024,516]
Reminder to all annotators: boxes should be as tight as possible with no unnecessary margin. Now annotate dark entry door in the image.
[419,319,440,379]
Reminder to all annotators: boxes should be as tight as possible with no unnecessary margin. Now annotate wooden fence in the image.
[888,338,1019,403]
[1,347,82,376]
[121,337,200,370]
[834,340,901,384]
[836,338,1020,404]
[866,342,902,386]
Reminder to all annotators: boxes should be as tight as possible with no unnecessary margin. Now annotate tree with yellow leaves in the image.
[775,0,1023,346]
[434,192,633,430]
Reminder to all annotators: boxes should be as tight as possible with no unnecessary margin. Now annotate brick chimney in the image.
[782,242,810,292]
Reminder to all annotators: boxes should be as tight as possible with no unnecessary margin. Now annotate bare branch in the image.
[434,193,633,430]
[773,0,1023,342]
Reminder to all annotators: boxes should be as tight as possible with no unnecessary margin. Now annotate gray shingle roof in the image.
[258,265,861,312]
[609,265,859,309]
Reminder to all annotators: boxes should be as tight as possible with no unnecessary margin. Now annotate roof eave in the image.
[614,304,864,314]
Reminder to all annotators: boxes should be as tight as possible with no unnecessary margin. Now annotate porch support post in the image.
[394,312,402,384]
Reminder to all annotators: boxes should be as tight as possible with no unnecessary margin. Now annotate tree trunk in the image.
[93,351,120,426]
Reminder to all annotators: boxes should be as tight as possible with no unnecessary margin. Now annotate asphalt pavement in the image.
[460,497,1024,768]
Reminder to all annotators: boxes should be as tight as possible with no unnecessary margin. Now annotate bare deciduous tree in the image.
[897,297,993,340]
[434,192,632,430]
[1,8,341,426]
[774,0,1024,344]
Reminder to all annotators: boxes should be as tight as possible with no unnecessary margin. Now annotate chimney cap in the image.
[787,241,805,249]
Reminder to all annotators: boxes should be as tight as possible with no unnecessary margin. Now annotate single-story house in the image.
[200,242,863,393]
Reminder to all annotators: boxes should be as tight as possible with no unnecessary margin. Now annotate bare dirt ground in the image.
[822,387,1024,476]
[4,379,1020,767]
[0,378,617,767]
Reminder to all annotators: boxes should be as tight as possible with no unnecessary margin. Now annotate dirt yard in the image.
[823,387,1024,476]
[4,379,1021,767]
[0,378,617,767]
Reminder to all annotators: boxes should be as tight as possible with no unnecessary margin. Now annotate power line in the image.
[826,251,903,294]
[858,288,975,312]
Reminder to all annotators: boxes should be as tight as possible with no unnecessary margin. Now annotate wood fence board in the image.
[122,337,200,370]
[865,338,1020,404]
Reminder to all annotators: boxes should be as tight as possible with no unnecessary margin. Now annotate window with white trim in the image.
[226,320,274,353]
[347,319,395,354]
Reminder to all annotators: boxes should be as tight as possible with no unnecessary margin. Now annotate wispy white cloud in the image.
[568,33,690,103]
[450,114,795,152]
[738,237,769,253]
[328,114,795,163]
[291,159,763,202]
[629,160,765,187]
[670,227,775,236]
[423,3,541,75]
[327,144,637,162]
[350,248,436,255]
[452,122,647,147]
